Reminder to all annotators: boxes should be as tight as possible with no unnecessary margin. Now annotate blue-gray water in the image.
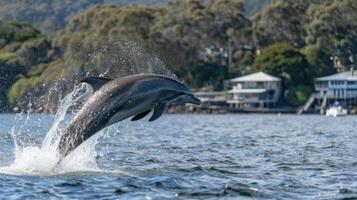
[1,114,357,199]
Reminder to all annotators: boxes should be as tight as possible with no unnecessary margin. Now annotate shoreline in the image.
[5,105,357,115]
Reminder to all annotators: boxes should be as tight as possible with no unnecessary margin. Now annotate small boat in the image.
[325,102,348,117]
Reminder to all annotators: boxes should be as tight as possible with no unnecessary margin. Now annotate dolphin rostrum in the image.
[57,74,201,160]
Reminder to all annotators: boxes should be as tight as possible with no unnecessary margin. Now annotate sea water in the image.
[1,114,357,199]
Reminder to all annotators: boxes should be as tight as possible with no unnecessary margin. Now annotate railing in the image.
[233,86,277,90]
[297,94,317,114]
[227,97,277,103]
[315,93,357,99]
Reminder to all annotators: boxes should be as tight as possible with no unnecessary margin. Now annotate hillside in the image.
[0,21,56,111]
[1,0,356,111]
[0,0,169,35]
[0,0,269,35]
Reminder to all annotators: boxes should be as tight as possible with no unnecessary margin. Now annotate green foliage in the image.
[0,0,170,35]
[0,27,14,42]
[0,20,54,109]
[1,0,357,110]
[27,64,48,76]
[286,85,313,106]
[252,0,310,48]
[0,42,22,52]
[229,51,254,76]
[4,20,32,27]
[302,45,336,77]
[190,61,227,90]
[0,20,43,45]
[7,76,41,104]
[305,0,357,66]
[252,43,310,87]
[252,0,356,66]
[0,0,269,36]
[0,52,15,62]
[16,37,51,67]
[53,1,251,85]
[14,29,40,42]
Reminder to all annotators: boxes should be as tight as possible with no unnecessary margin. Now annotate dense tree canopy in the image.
[0,0,170,35]
[252,43,311,88]
[51,1,252,86]
[305,0,357,65]
[0,21,54,110]
[302,45,336,78]
[252,0,310,48]
[252,0,356,67]
[1,0,356,110]
[0,0,268,36]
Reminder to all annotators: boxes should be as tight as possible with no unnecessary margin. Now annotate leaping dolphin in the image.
[57,74,201,160]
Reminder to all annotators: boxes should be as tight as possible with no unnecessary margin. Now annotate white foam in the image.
[0,146,58,175]
[0,83,101,176]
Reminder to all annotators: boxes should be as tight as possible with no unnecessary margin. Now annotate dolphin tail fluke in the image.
[131,110,151,121]
[149,102,166,121]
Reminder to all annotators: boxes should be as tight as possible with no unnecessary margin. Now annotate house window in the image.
[256,82,264,88]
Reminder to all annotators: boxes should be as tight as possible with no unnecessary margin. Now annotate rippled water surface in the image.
[1,114,357,199]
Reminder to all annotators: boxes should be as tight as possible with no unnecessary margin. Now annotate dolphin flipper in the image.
[131,110,151,121]
[149,102,166,122]
[80,77,112,91]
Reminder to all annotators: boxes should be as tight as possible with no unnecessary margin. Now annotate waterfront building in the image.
[193,91,227,109]
[226,72,281,110]
[314,69,357,107]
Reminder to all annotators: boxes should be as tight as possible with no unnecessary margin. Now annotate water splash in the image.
[42,83,93,150]
[68,39,176,79]
[0,83,99,175]
[0,41,175,176]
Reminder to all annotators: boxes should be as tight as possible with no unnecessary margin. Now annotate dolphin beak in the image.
[182,93,201,105]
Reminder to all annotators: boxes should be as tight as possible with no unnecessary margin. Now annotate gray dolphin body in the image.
[57,74,200,159]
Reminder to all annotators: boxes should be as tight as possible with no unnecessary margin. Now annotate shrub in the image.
[7,76,41,104]
[14,29,41,42]
[286,85,313,107]
[28,64,48,76]
[0,52,16,62]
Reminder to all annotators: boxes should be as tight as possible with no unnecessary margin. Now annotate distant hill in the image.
[0,0,269,35]
[0,0,168,35]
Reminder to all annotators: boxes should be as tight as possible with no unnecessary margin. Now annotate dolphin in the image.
[57,74,201,160]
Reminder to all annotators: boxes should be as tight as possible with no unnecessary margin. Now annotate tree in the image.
[252,43,311,88]
[190,61,227,89]
[149,0,251,83]
[252,0,309,49]
[286,85,312,106]
[305,0,357,66]
[52,1,251,86]
[0,20,53,110]
[302,45,336,78]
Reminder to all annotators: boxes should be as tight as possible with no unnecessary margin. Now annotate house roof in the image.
[316,71,357,81]
[230,72,280,82]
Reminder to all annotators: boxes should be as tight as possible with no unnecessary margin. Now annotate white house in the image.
[226,72,281,109]
[315,69,357,106]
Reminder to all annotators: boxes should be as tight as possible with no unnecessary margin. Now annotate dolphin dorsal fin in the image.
[80,77,112,91]
[149,102,166,122]
[131,110,151,121]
